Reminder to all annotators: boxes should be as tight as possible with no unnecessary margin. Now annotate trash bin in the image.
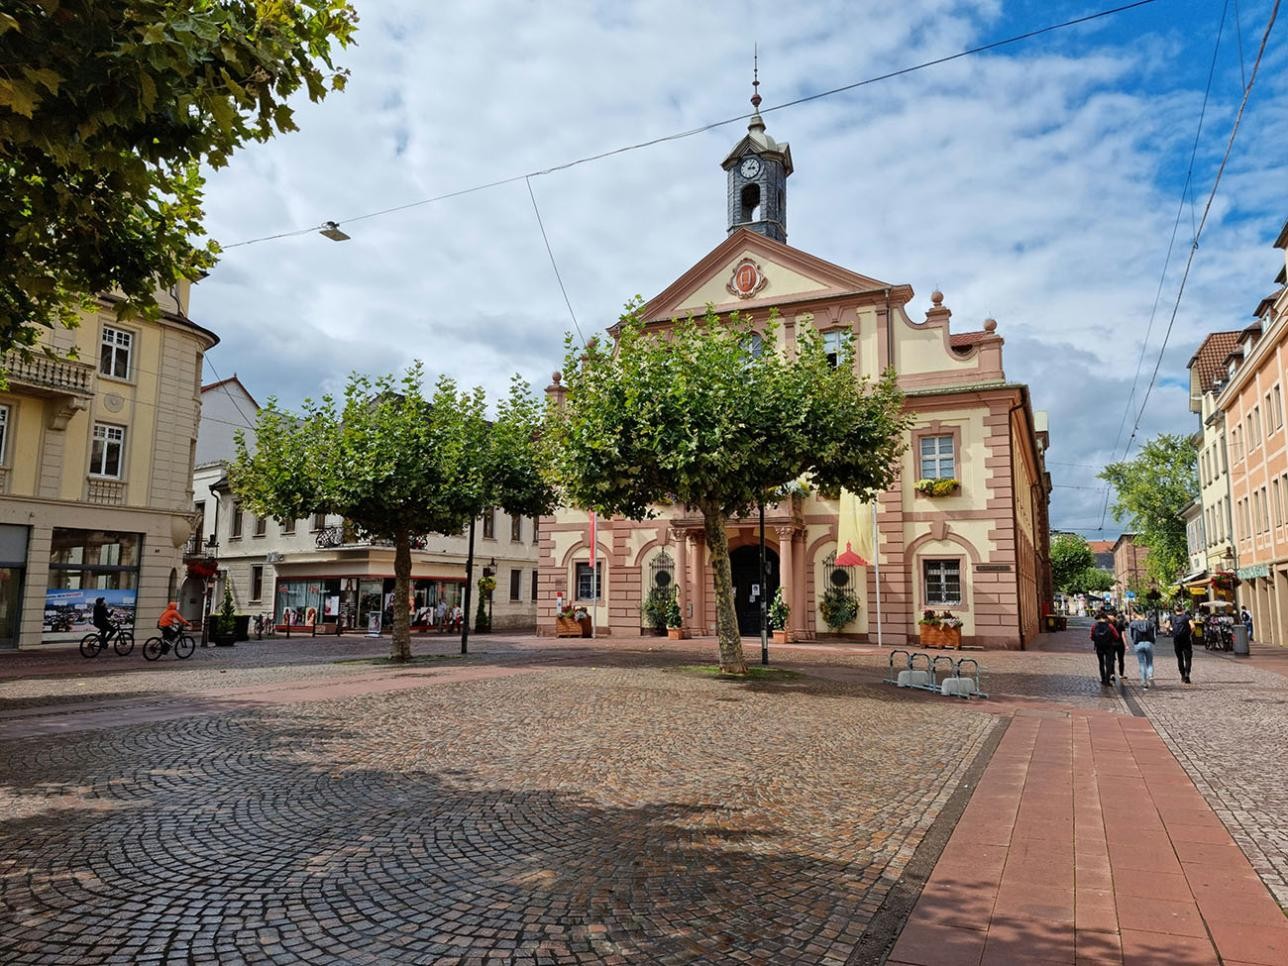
[234,614,251,642]
[1232,624,1250,655]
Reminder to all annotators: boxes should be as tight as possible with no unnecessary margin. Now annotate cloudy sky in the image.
[195,0,1288,537]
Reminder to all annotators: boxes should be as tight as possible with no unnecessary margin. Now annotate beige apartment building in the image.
[1218,220,1288,645]
[1185,331,1241,597]
[0,284,218,648]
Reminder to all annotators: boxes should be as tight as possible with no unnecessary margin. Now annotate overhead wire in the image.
[220,0,1161,250]
[525,176,586,346]
[1120,0,1278,457]
[1098,0,1230,530]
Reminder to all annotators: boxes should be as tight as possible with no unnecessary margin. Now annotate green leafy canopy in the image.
[1099,433,1198,586]
[1050,532,1096,593]
[0,0,357,352]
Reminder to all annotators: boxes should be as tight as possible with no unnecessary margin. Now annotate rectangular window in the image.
[918,434,956,480]
[89,423,126,478]
[531,569,539,601]
[0,403,8,463]
[823,329,850,369]
[231,501,244,538]
[1221,437,1228,473]
[251,565,264,601]
[254,515,267,537]
[312,512,326,531]
[532,517,539,544]
[511,515,523,542]
[482,509,495,539]
[1275,480,1281,528]
[1277,386,1285,429]
[281,517,296,535]
[574,562,601,601]
[509,568,521,601]
[99,326,133,379]
[923,559,962,605]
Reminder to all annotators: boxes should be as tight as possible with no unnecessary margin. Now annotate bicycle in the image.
[143,628,195,661]
[80,623,135,658]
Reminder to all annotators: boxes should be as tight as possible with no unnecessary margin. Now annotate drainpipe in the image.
[884,288,893,371]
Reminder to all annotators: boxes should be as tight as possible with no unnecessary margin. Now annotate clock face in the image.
[739,156,761,178]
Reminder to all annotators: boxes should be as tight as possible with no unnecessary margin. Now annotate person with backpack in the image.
[1172,608,1194,683]
[1129,613,1157,689]
[1112,612,1129,680]
[1090,612,1120,686]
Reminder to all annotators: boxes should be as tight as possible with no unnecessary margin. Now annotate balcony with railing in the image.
[2,350,95,398]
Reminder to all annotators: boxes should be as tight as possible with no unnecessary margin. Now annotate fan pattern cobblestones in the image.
[0,664,994,965]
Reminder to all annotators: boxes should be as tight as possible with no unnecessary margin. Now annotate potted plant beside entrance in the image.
[768,588,790,644]
[665,596,687,640]
[212,586,238,647]
[641,587,670,636]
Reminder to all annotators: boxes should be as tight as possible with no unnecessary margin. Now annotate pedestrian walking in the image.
[1090,611,1120,686]
[1113,612,1128,681]
[1241,607,1254,642]
[1129,613,1156,689]
[1172,607,1194,684]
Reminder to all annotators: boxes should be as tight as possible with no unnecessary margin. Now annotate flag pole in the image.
[589,511,597,640]
[873,500,883,647]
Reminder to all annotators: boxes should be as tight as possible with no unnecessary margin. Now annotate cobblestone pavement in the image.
[1128,637,1288,908]
[0,658,996,964]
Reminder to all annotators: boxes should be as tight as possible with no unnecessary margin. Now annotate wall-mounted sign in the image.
[1237,563,1269,579]
[975,563,1012,573]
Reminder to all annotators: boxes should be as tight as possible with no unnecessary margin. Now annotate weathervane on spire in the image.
[751,44,761,109]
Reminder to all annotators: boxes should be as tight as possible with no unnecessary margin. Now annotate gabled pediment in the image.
[639,229,897,324]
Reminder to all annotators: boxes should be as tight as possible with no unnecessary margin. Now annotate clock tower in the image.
[721,70,793,243]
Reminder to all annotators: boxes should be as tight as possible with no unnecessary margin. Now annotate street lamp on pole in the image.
[759,498,768,666]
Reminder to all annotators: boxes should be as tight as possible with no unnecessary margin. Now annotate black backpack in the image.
[1173,617,1191,644]
[1133,620,1155,644]
[1092,622,1115,648]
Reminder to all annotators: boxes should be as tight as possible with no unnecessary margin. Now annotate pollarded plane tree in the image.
[548,299,909,674]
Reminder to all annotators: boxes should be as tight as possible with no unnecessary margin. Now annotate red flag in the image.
[589,512,597,570]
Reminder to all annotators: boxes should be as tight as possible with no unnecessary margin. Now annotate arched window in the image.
[740,183,761,223]
[650,550,675,591]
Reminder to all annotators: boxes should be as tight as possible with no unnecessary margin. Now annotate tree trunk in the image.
[391,529,412,662]
[702,505,748,674]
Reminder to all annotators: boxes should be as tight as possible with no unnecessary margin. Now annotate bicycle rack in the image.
[941,657,988,699]
[883,650,989,700]
[896,651,934,690]
[929,655,958,693]
[884,649,912,685]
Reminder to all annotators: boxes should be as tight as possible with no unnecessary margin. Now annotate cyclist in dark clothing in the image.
[92,597,111,648]
[1172,609,1194,684]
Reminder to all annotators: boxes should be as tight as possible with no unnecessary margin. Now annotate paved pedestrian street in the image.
[1,631,1287,964]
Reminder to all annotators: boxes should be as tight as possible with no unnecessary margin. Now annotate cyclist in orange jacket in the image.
[157,601,191,642]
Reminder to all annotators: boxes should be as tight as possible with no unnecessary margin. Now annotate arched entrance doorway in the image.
[728,544,779,636]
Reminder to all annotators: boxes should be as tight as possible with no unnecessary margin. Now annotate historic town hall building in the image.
[537,94,1053,649]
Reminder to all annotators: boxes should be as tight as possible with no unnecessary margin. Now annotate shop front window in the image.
[45,528,142,637]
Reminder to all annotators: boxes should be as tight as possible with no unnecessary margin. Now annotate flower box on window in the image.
[914,478,960,497]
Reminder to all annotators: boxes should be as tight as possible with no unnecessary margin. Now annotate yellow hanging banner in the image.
[835,488,875,567]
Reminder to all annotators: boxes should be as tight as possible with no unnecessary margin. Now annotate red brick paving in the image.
[889,710,1288,966]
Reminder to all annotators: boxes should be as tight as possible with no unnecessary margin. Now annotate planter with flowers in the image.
[914,478,961,498]
[919,609,963,648]
[554,605,582,638]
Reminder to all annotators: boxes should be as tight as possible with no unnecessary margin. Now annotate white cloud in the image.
[194,0,1288,535]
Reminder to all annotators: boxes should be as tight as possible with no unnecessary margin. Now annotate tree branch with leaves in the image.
[1099,433,1198,587]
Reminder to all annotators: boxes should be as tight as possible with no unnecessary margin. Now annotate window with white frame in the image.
[99,326,133,379]
[919,434,956,480]
[574,562,602,601]
[89,423,125,477]
[923,559,962,605]
[822,329,850,368]
[0,404,8,463]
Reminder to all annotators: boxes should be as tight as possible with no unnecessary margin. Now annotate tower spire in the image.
[751,44,761,109]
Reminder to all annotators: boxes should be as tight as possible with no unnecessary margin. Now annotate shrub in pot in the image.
[768,588,790,643]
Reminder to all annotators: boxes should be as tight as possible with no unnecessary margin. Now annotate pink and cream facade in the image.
[537,105,1052,648]
[1216,219,1288,645]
